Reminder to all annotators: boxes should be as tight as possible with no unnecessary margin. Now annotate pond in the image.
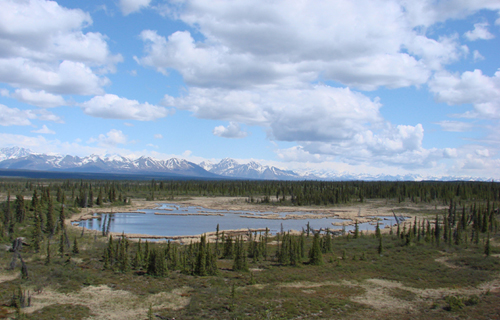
[74,203,404,238]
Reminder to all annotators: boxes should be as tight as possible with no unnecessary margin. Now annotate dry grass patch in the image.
[23,284,191,320]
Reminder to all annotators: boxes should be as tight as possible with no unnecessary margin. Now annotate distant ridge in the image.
[0,147,491,181]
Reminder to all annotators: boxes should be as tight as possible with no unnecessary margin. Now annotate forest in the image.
[0,178,499,319]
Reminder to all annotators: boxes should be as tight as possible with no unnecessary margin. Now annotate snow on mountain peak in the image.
[0,147,35,160]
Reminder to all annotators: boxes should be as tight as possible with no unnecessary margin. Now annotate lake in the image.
[74,203,403,238]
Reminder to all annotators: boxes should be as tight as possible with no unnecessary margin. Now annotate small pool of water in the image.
[74,203,404,237]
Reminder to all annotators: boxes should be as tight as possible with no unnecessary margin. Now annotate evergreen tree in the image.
[308,232,323,265]
[46,196,55,235]
[354,221,359,239]
[195,234,208,276]
[233,236,248,272]
[378,236,383,255]
[59,234,64,258]
[375,222,381,238]
[45,240,51,265]
[72,237,79,254]
[14,195,25,223]
[485,233,491,257]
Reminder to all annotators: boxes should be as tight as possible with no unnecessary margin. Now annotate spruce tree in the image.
[32,206,42,253]
[378,236,383,255]
[308,232,323,265]
[485,233,491,257]
[72,237,79,254]
[375,222,381,238]
[233,236,248,272]
[46,197,55,235]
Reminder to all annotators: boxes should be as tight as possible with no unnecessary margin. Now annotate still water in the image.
[74,203,402,237]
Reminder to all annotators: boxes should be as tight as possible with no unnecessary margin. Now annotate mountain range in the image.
[0,147,490,181]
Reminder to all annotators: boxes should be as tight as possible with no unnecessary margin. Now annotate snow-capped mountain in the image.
[0,147,217,178]
[202,158,303,180]
[0,147,35,161]
[0,147,491,181]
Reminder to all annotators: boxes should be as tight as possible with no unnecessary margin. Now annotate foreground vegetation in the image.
[0,179,499,319]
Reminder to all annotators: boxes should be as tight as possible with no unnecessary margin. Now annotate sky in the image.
[0,0,500,179]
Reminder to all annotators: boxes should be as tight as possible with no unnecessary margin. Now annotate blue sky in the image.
[0,0,499,179]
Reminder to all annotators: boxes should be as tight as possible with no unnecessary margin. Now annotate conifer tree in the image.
[32,203,43,253]
[223,234,233,258]
[45,240,51,265]
[72,237,79,254]
[308,232,323,265]
[354,221,359,239]
[378,236,383,255]
[46,196,55,235]
[59,234,64,258]
[14,195,25,224]
[434,215,440,246]
[233,236,248,272]
[195,234,207,276]
[375,222,381,239]
[485,233,491,257]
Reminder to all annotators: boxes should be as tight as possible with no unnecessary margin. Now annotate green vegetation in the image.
[0,178,499,319]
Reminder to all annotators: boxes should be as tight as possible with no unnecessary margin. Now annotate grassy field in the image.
[1,197,499,319]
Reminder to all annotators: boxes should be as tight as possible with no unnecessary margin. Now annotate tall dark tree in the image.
[308,232,323,265]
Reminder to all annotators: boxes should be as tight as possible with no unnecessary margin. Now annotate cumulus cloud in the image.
[80,94,172,121]
[139,0,482,90]
[164,85,435,167]
[11,89,66,108]
[429,69,500,118]
[31,125,55,134]
[164,85,382,141]
[142,0,500,174]
[464,22,495,41]
[88,129,127,147]
[119,0,151,15]
[0,0,121,95]
[213,122,248,139]
[0,104,36,126]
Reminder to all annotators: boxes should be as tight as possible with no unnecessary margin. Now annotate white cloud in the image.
[154,134,163,139]
[0,104,36,126]
[119,0,152,15]
[164,85,436,167]
[146,143,159,148]
[473,50,485,61]
[435,120,473,132]
[464,22,495,41]
[0,0,121,95]
[31,125,55,134]
[475,148,490,157]
[0,89,8,97]
[88,129,127,147]
[164,85,382,141]
[141,0,480,91]
[213,122,248,139]
[11,89,66,108]
[33,109,63,123]
[124,122,134,127]
[80,94,172,121]
[443,148,458,158]
[429,69,500,118]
